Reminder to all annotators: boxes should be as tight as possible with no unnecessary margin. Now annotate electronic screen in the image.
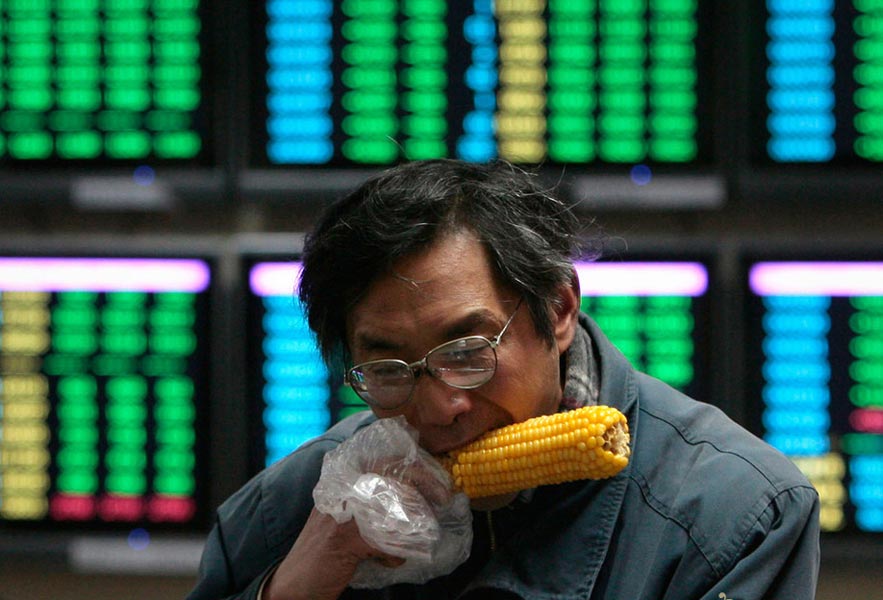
[745,260,883,533]
[252,0,712,167]
[247,260,367,470]
[754,1,883,163]
[247,258,711,472]
[0,256,212,528]
[576,260,710,400]
[0,0,209,164]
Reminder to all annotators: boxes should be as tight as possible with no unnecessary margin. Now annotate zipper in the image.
[485,510,496,553]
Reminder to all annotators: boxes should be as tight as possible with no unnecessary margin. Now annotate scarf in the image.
[560,315,601,410]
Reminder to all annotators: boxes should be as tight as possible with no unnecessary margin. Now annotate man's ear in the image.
[551,269,581,356]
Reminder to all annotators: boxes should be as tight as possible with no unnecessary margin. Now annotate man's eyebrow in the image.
[352,333,401,354]
[440,309,500,340]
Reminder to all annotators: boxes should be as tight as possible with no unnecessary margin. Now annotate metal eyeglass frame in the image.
[344,299,523,409]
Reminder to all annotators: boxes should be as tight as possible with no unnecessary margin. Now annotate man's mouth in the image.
[430,432,488,456]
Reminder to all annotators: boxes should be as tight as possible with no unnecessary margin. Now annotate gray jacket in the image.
[189,317,820,600]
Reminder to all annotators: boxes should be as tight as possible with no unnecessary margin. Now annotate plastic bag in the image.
[312,416,473,588]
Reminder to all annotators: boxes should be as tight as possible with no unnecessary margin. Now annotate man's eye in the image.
[447,347,480,361]
[436,343,485,364]
[365,364,410,382]
[372,366,402,377]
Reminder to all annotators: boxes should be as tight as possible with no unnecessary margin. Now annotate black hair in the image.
[298,159,597,367]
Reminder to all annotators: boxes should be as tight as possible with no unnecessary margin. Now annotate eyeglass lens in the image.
[349,336,497,408]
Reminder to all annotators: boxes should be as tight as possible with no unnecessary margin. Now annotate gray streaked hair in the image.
[298,159,598,367]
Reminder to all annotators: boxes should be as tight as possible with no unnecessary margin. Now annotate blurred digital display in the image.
[746,261,883,532]
[247,258,711,471]
[576,260,709,399]
[254,0,711,166]
[757,0,883,163]
[247,261,367,469]
[0,257,211,527]
[0,0,207,163]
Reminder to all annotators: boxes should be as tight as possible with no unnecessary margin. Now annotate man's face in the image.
[345,230,579,457]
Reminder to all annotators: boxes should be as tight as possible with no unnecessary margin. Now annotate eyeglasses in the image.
[345,300,523,410]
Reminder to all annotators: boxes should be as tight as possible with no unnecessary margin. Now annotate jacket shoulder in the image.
[629,372,818,575]
[633,372,810,491]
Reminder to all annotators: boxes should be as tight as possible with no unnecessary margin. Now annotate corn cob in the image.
[439,405,630,498]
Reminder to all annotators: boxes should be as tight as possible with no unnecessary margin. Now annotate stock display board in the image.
[247,260,367,469]
[746,260,883,533]
[0,257,212,528]
[0,0,208,164]
[756,0,883,163]
[576,260,710,400]
[253,0,711,166]
[246,258,710,471]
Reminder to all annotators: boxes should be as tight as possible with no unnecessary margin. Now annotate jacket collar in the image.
[459,314,640,599]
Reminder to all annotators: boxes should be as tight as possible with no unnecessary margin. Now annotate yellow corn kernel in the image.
[440,405,630,498]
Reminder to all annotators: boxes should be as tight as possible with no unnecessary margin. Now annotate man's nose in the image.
[409,373,472,426]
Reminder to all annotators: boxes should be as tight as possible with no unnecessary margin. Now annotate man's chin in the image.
[468,491,519,511]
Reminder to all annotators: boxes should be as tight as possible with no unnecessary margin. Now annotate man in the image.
[189,160,820,599]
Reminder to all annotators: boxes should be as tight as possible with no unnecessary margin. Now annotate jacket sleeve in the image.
[185,432,343,600]
[186,505,282,600]
[691,484,821,600]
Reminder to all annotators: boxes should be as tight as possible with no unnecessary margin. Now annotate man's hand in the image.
[263,508,405,600]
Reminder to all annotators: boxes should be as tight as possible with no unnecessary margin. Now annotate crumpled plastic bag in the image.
[312,416,473,588]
